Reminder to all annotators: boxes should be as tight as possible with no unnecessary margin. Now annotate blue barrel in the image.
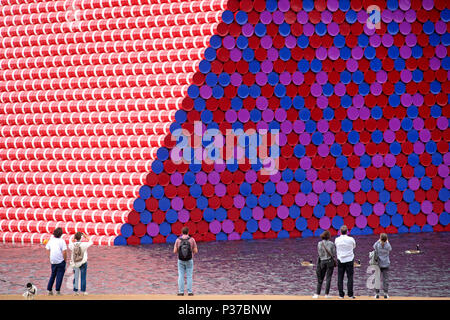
[216,232,228,241]
[258,194,270,208]
[151,160,164,174]
[140,210,152,224]
[166,234,178,243]
[241,231,253,240]
[289,205,300,219]
[114,235,127,245]
[196,196,208,210]
[120,224,133,238]
[295,217,308,231]
[271,218,282,232]
[379,214,391,228]
[156,147,169,161]
[165,210,178,223]
[302,229,313,238]
[139,185,151,200]
[391,214,403,227]
[158,197,170,211]
[140,235,153,244]
[240,207,252,221]
[332,216,344,230]
[215,208,227,222]
[159,222,171,236]
[278,230,290,239]
[246,219,258,233]
[133,198,146,213]
[189,184,202,198]
[203,208,215,222]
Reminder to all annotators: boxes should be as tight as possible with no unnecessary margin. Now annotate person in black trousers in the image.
[313,230,336,298]
[334,225,356,298]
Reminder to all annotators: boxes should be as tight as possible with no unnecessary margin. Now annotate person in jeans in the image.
[313,230,336,298]
[373,233,392,299]
[173,227,198,296]
[335,225,356,299]
[45,227,67,295]
[69,232,93,295]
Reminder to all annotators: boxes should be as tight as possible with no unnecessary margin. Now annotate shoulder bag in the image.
[321,241,337,267]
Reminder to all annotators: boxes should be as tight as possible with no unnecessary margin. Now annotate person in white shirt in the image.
[69,232,93,295]
[334,225,356,298]
[45,227,67,295]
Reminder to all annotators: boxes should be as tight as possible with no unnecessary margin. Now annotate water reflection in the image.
[0,232,449,297]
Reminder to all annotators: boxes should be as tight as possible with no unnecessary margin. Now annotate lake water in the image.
[0,232,449,297]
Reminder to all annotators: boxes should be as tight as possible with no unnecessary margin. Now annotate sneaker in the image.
[177,293,184,296]
[384,294,389,299]
[47,291,53,296]
[375,294,379,299]
[188,293,194,296]
[325,295,332,298]
[73,292,79,296]
[82,292,88,296]
[312,294,319,299]
[348,296,356,299]
[56,291,61,296]
[338,296,344,299]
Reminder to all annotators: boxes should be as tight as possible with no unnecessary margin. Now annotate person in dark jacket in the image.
[373,233,392,299]
[313,230,336,298]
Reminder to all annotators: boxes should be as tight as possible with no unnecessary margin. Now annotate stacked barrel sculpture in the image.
[0,0,449,245]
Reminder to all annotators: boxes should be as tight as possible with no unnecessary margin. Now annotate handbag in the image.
[369,246,379,266]
[321,241,337,267]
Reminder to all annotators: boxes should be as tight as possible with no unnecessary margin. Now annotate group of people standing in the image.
[44,225,197,296]
[173,225,393,298]
[44,228,93,295]
[314,225,392,299]
[44,225,390,298]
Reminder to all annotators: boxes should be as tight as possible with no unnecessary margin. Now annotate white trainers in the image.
[82,292,88,296]
[325,295,332,298]
[312,294,319,299]
[374,294,380,299]
[384,294,389,299]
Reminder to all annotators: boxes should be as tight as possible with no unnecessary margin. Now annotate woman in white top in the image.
[69,232,93,295]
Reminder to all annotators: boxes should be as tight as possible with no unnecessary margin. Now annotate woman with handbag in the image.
[313,230,337,298]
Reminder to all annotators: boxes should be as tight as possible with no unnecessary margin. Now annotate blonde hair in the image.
[380,233,388,247]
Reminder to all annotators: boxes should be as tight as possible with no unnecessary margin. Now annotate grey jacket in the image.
[373,240,392,268]
[317,240,336,261]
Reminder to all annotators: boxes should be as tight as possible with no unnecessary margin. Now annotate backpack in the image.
[73,243,84,263]
[178,236,192,261]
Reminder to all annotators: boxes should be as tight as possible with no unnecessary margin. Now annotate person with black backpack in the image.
[173,227,198,296]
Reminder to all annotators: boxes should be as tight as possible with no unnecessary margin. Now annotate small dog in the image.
[23,283,37,300]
